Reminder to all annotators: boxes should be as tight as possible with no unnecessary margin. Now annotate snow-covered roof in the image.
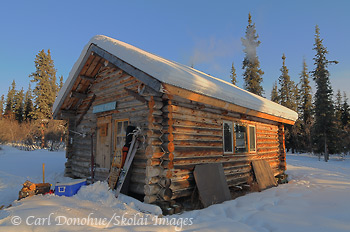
[53,35,298,122]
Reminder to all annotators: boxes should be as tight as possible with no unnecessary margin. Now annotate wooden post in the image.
[91,132,95,183]
[42,163,45,183]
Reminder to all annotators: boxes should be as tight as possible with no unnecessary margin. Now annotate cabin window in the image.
[223,121,233,153]
[249,125,256,152]
[113,119,129,165]
[234,123,248,153]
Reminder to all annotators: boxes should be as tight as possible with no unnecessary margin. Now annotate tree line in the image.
[231,13,350,160]
[0,49,66,149]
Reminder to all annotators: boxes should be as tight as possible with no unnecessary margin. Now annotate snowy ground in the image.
[0,145,350,231]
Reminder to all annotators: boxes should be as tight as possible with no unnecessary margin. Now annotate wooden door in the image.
[96,116,112,169]
[113,119,129,162]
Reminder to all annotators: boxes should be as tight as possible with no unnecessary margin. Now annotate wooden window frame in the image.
[248,125,257,153]
[223,121,234,154]
[113,119,129,152]
[223,120,256,154]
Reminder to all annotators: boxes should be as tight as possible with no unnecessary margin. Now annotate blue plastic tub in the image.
[55,179,87,196]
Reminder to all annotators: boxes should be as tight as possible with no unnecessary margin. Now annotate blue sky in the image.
[0,0,349,100]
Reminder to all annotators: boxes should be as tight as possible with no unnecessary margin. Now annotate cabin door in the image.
[96,116,112,169]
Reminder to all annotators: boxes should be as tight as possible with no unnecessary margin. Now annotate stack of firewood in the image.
[18,180,51,200]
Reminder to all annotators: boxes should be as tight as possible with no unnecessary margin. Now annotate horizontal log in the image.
[256,130,278,135]
[148,123,162,131]
[256,124,279,131]
[257,147,279,153]
[148,115,163,124]
[257,136,278,143]
[173,148,223,158]
[146,166,163,177]
[226,174,251,187]
[172,133,222,141]
[226,171,251,181]
[145,146,164,158]
[148,97,163,110]
[145,96,163,102]
[79,75,95,82]
[144,184,161,195]
[256,142,279,148]
[150,109,163,116]
[173,140,222,148]
[170,179,194,191]
[94,80,139,100]
[158,188,173,201]
[159,177,171,188]
[163,104,227,123]
[171,188,194,200]
[165,126,222,136]
[255,153,280,159]
[147,159,162,166]
[163,118,221,129]
[170,96,239,117]
[124,87,147,104]
[94,74,134,91]
[117,100,146,110]
[161,133,174,142]
[144,195,158,204]
[161,142,175,153]
[146,130,162,138]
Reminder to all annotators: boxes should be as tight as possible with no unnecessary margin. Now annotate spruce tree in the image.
[271,81,279,103]
[277,54,298,152]
[241,13,264,96]
[24,84,35,121]
[230,62,238,85]
[335,90,343,122]
[14,88,24,123]
[278,54,297,111]
[30,49,58,119]
[59,75,64,90]
[311,25,338,160]
[341,92,350,127]
[292,83,302,153]
[0,95,4,118]
[333,89,343,153]
[4,80,17,119]
[341,92,350,154]
[299,59,313,152]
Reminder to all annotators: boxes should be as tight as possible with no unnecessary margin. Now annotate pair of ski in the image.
[108,127,140,198]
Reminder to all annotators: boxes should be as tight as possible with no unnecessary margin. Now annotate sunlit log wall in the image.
[64,56,286,204]
[159,94,284,200]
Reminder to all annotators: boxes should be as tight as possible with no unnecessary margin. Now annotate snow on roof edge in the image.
[53,35,298,122]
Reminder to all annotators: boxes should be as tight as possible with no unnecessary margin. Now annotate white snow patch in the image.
[1,147,350,231]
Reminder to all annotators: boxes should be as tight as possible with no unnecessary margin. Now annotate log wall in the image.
[159,94,283,200]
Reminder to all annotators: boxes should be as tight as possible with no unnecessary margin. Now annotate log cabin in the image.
[53,35,298,205]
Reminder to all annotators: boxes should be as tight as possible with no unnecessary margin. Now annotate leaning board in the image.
[194,163,231,208]
[252,160,278,191]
